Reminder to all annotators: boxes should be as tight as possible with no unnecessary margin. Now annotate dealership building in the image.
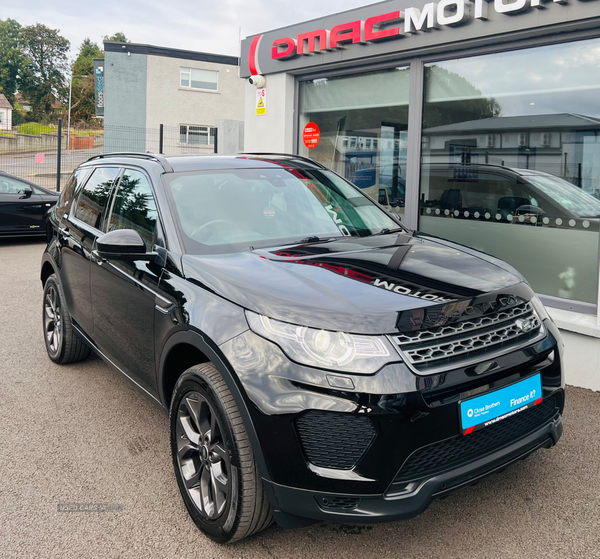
[241,0,600,390]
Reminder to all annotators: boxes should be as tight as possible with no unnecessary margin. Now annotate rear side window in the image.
[107,169,159,250]
[75,167,121,230]
[56,169,89,222]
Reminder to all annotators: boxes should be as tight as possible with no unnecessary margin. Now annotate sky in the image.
[2,0,380,59]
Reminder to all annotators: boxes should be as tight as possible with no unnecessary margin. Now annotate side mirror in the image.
[515,205,544,216]
[96,229,157,261]
[21,186,33,199]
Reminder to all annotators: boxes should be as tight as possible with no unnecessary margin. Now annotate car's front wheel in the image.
[170,364,273,543]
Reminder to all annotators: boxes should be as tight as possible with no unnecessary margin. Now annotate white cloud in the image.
[3,0,379,58]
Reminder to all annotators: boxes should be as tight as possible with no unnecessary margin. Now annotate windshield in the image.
[526,174,600,217]
[164,167,401,254]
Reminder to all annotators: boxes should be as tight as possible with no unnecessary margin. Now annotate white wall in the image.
[146,56,245,131]
[0,108,11,131]
[244,73,295,153]
[560,331,600,392]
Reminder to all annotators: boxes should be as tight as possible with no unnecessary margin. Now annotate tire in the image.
[170,363,273,543]
[42,273,91,364]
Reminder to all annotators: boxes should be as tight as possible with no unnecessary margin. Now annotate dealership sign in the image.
[241,0,600,77]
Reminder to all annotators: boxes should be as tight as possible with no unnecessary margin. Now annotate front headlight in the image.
[245,311,399,374]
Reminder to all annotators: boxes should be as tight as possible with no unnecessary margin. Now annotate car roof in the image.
[426,163,557,179]
[81,152,327,174]
[0,170,58,195]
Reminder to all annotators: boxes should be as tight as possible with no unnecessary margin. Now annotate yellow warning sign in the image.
[256,88,266,115]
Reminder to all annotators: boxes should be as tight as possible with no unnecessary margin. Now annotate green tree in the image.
[103,32,130,43]
[21,23,70,121]
[422,65,502,129]
[73,38,102,76]
[0,19,29,105]
[70,38,103,123]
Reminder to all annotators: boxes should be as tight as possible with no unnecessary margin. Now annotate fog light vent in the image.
[296,411,376,470]
[317,496,361,511]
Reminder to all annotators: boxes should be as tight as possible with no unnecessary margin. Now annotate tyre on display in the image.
[170,363,273,543]
[42,273,91,364]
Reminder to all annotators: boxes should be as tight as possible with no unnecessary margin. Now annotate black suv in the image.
[42,153,564,543]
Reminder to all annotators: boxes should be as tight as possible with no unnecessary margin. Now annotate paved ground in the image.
[1,238,599,559]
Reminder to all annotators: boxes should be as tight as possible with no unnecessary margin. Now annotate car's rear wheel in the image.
[43,274,91,364]
[170,364,273,543]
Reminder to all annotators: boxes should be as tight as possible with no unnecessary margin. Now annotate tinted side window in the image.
[56,169,88,222]
[75,167,121,230]
[107,169,159,250]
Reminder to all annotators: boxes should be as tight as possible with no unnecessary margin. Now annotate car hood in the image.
[181,232,526,334]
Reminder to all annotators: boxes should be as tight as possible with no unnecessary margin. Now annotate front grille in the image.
[296,411,376,470]
[392,302,543,372]
[387,396,558,491]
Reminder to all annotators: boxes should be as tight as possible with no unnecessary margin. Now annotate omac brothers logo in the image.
[247,0,593,74]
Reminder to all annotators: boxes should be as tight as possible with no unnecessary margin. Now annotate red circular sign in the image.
[303,122,320,149]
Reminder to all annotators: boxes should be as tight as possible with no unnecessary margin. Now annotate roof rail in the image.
[238,152,328,170]
[85,152,174,173]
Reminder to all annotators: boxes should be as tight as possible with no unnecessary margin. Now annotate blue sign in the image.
[460,374,542,433]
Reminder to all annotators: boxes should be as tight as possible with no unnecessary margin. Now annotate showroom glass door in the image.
[299,68,410,219]
[419,38,600,306]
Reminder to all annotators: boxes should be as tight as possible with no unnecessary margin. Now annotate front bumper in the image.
[267,412,562,526]
[219,317,565,525]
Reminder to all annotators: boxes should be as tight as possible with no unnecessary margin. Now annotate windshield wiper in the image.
[372,227,404,236]
[282,235,342,246]
[300,236,323,243]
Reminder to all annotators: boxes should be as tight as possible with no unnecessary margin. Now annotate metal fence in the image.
[0,122,218,192]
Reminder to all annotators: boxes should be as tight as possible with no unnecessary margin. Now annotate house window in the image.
[180,68,218,91]
[179,125,216,146]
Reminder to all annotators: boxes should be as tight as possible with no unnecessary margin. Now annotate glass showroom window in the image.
[180,68,218,91]
[419,38,600,306]
[299,68,410,218]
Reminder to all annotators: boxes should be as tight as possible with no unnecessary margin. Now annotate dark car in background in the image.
[0,171,59,237]
[41,153,564,543]
[421,164,600,225]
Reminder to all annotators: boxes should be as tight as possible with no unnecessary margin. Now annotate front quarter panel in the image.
[156,270,250,356]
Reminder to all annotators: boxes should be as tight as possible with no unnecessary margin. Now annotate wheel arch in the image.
[41,255,56,286]
[158,329,273,485]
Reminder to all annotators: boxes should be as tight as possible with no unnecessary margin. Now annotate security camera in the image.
[249,75,266,88]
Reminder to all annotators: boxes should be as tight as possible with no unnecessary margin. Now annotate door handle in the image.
[59,226,70,237]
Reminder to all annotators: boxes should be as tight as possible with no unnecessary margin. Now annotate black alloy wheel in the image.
[44,283,62,356]
[176,391,231,519]
[42,274,91,364]
[170,364,273,543]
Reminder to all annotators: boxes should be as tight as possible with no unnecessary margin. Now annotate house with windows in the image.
[0,94,13,131]
[103,42,245,154]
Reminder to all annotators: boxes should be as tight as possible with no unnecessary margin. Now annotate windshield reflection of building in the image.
[422,113,600,198]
